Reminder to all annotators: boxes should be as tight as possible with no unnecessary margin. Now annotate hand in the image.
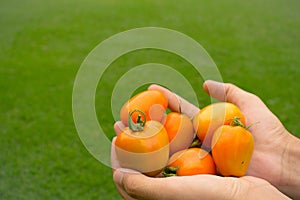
[111,137,289,200]
[112,169,289,200]
[112,80,300,199]
[111,135,289,200]
[201,80,300,198]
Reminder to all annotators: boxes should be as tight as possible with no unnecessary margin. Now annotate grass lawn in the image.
[1,0,299,199]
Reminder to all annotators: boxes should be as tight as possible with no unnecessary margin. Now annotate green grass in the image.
[1,0,299,199]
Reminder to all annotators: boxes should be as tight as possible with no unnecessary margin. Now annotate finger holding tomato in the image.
[148,84,200,118]
[112,82,300,200]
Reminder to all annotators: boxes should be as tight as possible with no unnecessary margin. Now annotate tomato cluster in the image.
[114,89,254,177]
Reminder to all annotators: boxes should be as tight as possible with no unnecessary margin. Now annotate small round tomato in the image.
[193,102,245,149]
[211,120,254,177]
[163,148,216,176]
[115,111,169,176]
[120,89,168,126]
[164,112,194,156]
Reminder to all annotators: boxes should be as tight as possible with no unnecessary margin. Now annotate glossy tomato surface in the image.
[115,120,169,176]
[193,102,245,148]
[212,125,254,177]
[120,90,168,126]
[164,112,194,156]
[167,148,216,176]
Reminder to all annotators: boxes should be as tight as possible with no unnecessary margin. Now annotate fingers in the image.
[113,169,289,200]
[113,169,140,200]
[203,80,226,101]
[202,79,272,111]
[113,169,249,200]
[148,84,181,112]
[114,169,157,200]
[148,84,199,118]
[203,80,248,104]
[114,121,125,135]
[113,169,176,200]
[202,80,280,132]
[111,137,120,170]
[111,138,137,200]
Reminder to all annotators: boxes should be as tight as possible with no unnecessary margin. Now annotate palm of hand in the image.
[201,81,289,186]
[237,94,288,186]
[112,82,295,200]
[150,83,289,186]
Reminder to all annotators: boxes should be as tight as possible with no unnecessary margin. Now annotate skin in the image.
[112,80,300,200]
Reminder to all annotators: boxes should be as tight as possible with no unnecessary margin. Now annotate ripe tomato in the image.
[120,90,168,126]
[115,111,169,176]
[211,121,254,177]
[164,112,194,156]
[163,148,216,176]
[193,102,245,149]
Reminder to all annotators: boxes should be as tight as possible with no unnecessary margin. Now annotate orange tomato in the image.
[211,123,254,177]
[115,118,169,176]
[193,102,245,149]
[164,148,216,176]
[120,90,168,126]
[164,112,194,156]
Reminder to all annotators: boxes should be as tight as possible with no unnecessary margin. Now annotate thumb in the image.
[113,169,165,200]
[203,80,253,105]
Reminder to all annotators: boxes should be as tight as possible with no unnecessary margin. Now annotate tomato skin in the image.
[193,102,245,148]
[120,90,168,126]
[164,112,194,156]
[211,125,254,177]
[167,148,216,176]
[115,120,169,176]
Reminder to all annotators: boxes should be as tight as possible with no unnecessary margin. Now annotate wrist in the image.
[279,132,300,199]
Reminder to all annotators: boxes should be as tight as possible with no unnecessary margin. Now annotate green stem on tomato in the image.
[189,137,202,148]
[162,166,179,177]
[128,109,146,132]
[230,116,259,130]
[230,116,246,128]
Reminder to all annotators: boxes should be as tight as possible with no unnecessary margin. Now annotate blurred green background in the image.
[1,0,299,199]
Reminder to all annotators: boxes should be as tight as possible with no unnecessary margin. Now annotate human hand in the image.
[111,138,289,200]
[148,80,300,198]
[112,170,289,200]
[112,80,300,199]
[201,80,300,198]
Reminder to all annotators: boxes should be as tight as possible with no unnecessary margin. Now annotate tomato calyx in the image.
[230,116,246,128]
[128,109,146,132]
[162,166,179,177]
[230,116,259,130]
[189,137,202,148]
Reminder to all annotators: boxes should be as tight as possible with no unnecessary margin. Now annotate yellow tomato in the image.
[164,112,194,156]
[164,148,216,176]
[211,123,254,177]
[115,117,169,176]
[193,102,245,149]
[120,90,168,126]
